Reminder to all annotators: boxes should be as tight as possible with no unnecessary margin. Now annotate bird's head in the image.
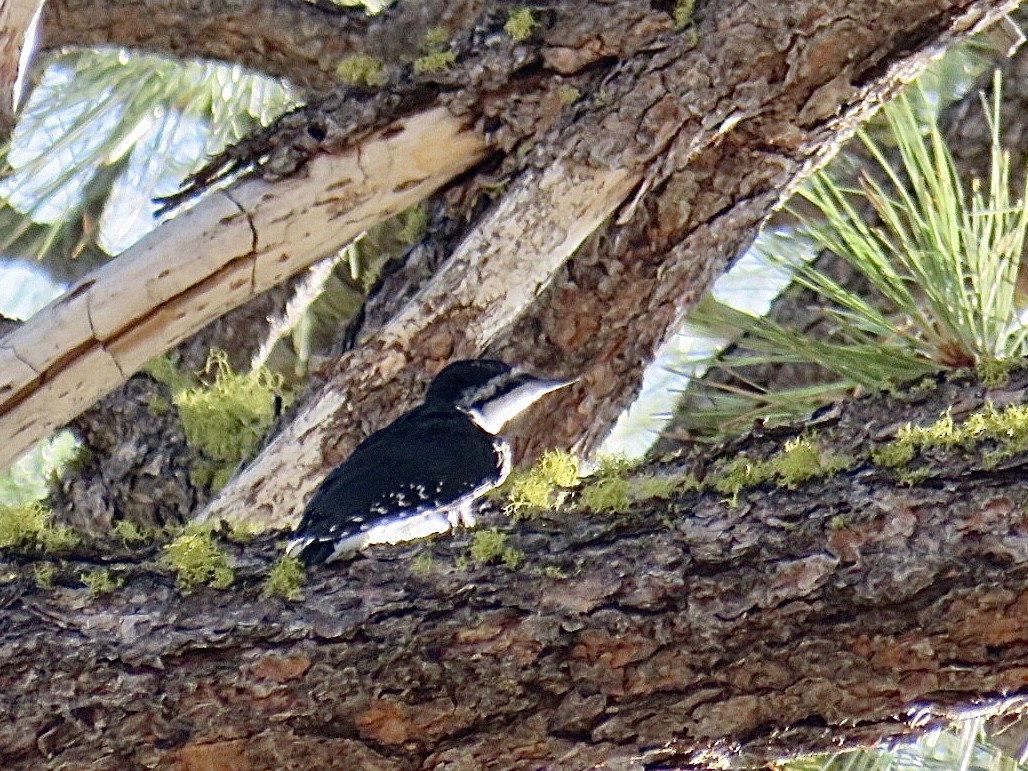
[425,359,574,434]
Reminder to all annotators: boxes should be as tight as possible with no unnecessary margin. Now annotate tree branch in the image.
[0,106,488,472]
[205,0,1021,530]
[39,0,483,93]
[0,0,43,134]
[4,369,1028,768]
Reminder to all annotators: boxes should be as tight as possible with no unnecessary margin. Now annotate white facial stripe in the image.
[467,378,572,433]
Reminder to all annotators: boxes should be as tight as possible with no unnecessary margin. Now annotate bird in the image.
[287,359,574,565]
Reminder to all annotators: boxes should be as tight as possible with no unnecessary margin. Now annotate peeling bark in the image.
[0,0,43,134]
[0,106,488,472]
[207,0,1020,530]
[4,369,1028,769]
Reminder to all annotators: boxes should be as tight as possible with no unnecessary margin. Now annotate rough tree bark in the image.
[1,2,1027,768]
[655,23,1028,450]
[3,368,1028,769]
[207,0,1018,530]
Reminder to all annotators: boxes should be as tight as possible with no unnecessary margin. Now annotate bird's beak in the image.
[532,375,577,396]
[471,374,577,433]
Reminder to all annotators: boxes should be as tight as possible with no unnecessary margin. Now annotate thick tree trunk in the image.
[207,0,1018,531]
[3,368,1028,769]
[655,24,1028,450]
[2,4,1027,766]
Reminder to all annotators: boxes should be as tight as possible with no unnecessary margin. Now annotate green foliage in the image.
[81,569,123,597]
[161,526,233,591]
[785,715,1024,771]
[791,72,1028,368]
[1,48,295,263]
[503,449,580,518]
[468,529,521,569]
[504,8,538,42]
[335,54,389,87]
[680,68,1028,438]
[112,519,147,545]
[0,431,80,510]
[0,502,78,552]
[261,555,306,601]
[414,50,457,74]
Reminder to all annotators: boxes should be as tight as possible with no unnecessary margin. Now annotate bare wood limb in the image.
[201,153,642,528]
[204,0,1021,530]
[492,0,1026,461]
[0,0,43,135]
[4,369,1028,768]
[0,107,488,471]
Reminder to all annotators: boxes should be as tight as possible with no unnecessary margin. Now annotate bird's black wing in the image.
[293,403,502,548]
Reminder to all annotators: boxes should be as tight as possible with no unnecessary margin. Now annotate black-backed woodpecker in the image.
[287,359,573,564]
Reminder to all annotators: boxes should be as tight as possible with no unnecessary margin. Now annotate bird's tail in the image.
[285,536,337,566]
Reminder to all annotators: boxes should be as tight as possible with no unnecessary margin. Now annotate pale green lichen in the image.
[148,392,172,415]
[81,569,123,597]
[908,376,940,396]
[871,402,1028,472]
[261,555,306,601]
[174,352,288,492]
[502,449,580,518]
[632,472,700,501]
[711,455,773,507]
[978,358,1020,389]
[0,502,78,552]
[772,437,854,490]
[227,522,261,543]
[504,8,538,41]
[468,529,521,569]
[533,564,568,579]
[576,455,636,512]
[396,204,429,245]
[143,355,196,395]
[414,50,456,74]
[558,85,581,105]
[162,527,233,591]
[335,54,389,87]
[411,552,434,575]
[673,0,696,29]
[897,467,933,487]
[578,475,631,513]
[870,440,917,468]
[712,438,853,505]
[575,456,699,513]
[423,26,450,50]
[112,519,147,545]
[34,563,55,589]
